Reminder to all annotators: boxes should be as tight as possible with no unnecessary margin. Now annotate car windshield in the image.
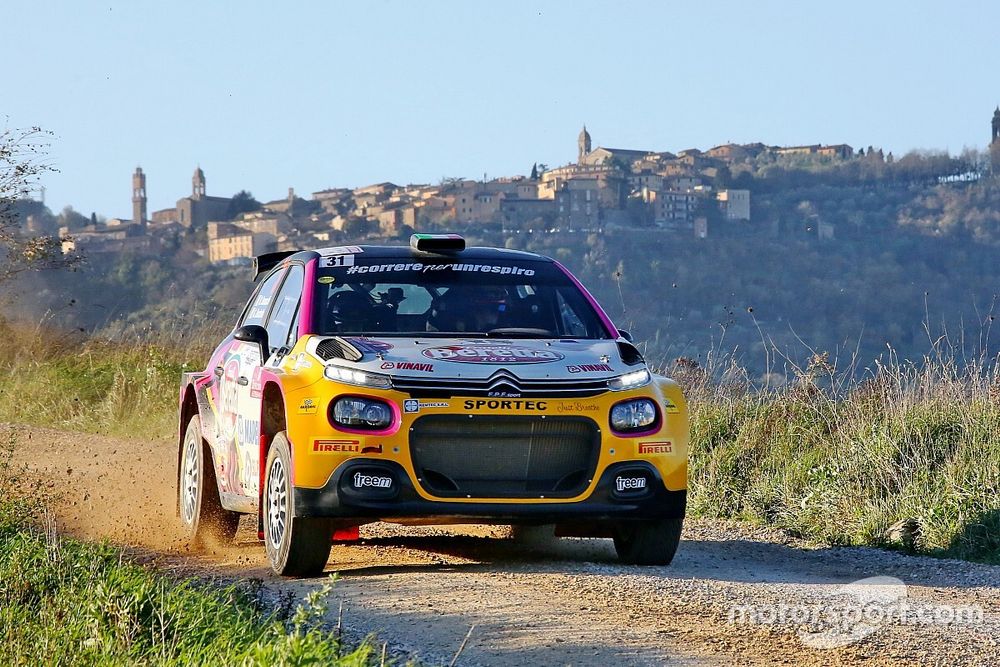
[312,256,611,339]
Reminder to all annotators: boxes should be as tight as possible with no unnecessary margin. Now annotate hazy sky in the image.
[5,1,999,217]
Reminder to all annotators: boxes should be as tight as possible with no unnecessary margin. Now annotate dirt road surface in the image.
[7,424,1000,665]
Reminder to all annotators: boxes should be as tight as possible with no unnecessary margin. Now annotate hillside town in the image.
[25,126,896,264]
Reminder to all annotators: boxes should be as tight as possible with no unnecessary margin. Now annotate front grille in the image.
[409,415,600,498]
[393,369,608,398]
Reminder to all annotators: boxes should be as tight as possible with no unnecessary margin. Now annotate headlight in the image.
[324,364,392,389]
[610,398,658,433]
[608,368,651,391]
[331,397,394,430]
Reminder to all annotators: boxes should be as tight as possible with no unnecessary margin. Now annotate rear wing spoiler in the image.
[252,251,299,281]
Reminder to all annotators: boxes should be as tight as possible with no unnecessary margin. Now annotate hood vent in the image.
[315,337,364,362]
[617,341,644,366]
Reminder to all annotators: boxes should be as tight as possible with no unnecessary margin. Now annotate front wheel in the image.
[178,416,240,547]
[264,433,333,577]
[613,517,683,566]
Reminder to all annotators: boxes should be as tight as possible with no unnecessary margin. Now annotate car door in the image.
[212,267,287,499]
[232,263,305,497]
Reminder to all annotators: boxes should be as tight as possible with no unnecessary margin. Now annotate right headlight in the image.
[610,397,658,433]
[608,368,651,391]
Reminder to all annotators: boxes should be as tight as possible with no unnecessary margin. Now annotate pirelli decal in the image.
[637,441,672,456]
[313,439,361,453]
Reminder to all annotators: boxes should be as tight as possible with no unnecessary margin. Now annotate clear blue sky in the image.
[5,1,999,218]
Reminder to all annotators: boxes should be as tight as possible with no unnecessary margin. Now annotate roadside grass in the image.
[0,441,377,666]
[0,319,222,438]
[0,319,996,564]
[674,351,1000,564]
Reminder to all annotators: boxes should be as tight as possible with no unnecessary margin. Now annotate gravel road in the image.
[7,425,1000,665]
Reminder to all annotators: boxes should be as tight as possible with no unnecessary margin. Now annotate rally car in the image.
[177,234,688,576]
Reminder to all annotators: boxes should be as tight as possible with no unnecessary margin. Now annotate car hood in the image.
[308,336,633,381]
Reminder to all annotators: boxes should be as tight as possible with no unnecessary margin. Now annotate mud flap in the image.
[332,526,360,542]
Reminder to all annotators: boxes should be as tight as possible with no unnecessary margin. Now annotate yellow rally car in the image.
[177,234,688,575]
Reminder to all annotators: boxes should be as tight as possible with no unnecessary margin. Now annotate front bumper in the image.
[293,459,686,523]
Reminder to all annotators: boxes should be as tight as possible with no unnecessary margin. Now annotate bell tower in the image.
[992,107,1000,145]
[132,166,147,226]
[578,125,592,163]
[192,165,206,200]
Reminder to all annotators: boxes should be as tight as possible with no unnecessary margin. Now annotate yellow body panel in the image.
[275,337,688,503]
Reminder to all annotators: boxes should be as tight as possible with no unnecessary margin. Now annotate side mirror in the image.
[234,324,270,361]
[617,329,634,343]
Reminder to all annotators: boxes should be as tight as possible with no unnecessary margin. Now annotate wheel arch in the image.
[177,383,201,516]
[258,377,288,531]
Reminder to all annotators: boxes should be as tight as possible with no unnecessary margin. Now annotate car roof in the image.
[289,244,552,264]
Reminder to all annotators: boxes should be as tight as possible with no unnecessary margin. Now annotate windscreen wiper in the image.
[485,328,554,338]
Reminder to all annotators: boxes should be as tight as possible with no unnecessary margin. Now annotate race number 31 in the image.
[323,254,355,267]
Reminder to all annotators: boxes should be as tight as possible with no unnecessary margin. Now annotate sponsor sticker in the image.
[567,363,615,373]
[291,353,314,372]
[249,367,264,399]
[616,476,647,493]
[381,361,434,372]
[313,439,361,453]
[322,245,363,255]
[638,441,673,455]
[404,399,450,413]
[463,398,547,411]
[554,401,600,413]
[423,344,564,364]
[663,398,680,414]
[317,276,336,284]
[353,472,392,489]
[298,397,319,415]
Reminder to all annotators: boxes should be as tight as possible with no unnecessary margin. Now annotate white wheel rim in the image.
[267,457,288,550]
[181,434,199,524]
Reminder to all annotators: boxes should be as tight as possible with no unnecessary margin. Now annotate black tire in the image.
[613,517,683,566]
[178,416,240,547]
[264,433,333,577]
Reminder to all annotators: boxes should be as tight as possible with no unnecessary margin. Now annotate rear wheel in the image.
[613,517,683,566]
[264,433,333,576]
[179,416,240,547]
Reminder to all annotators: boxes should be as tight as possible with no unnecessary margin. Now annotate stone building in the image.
[990,108,1000,170]
[500,197,556,226]
[170,167,233,228]
[717,189,751,221]
[207,222,275,264]
[650,190,699,225]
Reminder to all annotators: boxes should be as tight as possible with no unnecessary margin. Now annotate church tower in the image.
[132,166,147,226]
[578,125,592,163]
[192,166,206,200]
[992,107,1000,145]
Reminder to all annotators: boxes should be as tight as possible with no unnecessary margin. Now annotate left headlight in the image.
[324,364,392,389]
[331,396,394,430]
[610,398,659,433]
